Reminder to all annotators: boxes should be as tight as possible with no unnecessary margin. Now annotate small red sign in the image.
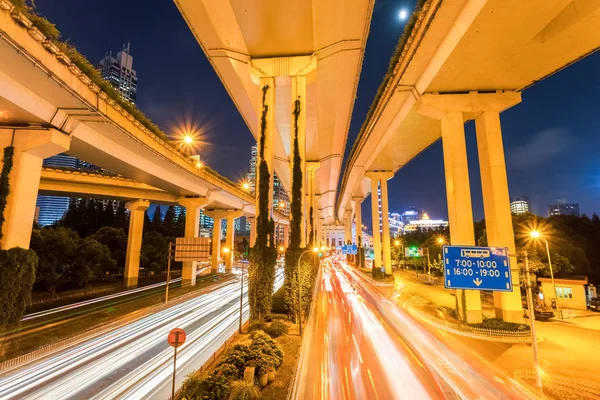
[168,328,186,348]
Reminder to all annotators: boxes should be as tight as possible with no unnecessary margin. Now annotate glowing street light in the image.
[530,230,560,318]
[183,135,194,145]
[241,181,250,191]
[279,246,285,252]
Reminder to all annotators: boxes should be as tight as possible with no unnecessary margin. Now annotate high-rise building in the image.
[98,43,138,104]
[510,196,531,215]
[36,155,78,226]
[247,145,290,215]
[401,207,423,225]
[548,201,580,217]
[389,213,403,236]
[403,212,448,233]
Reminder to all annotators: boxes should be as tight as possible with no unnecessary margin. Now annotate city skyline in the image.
[34,0,600,225]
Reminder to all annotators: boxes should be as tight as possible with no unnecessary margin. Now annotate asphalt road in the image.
[0,269,284,400]
[293,257,537,399]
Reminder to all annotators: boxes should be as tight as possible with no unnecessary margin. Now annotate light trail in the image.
[0,269,283,399]
[22,266,211,322]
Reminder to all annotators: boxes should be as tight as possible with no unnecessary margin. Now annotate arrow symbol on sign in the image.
[473,278,482,287]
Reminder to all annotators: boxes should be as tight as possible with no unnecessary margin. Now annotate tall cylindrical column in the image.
[124,199,150,289]
[0,129,70,249]
[248,217,256,247]
[225,216,236,272]
[178,197,208,285]
[344,209,352,244]
[476,111,523,322]
[257,77,276,218]
[353,197,363,245]
[441,111,482,323]
[211,219,222,274]
[380,177,392,275]
[369,178,382,271]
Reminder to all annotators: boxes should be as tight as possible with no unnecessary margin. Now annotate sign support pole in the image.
[171,331,179,399]
[165,242,172,304]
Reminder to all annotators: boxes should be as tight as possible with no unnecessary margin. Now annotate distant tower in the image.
[98,43,138,103]
[548,200,580,217]
[247,144,289,215]
[510,196,531,215]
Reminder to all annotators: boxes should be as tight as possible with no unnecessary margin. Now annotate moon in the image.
[399,9,408,21]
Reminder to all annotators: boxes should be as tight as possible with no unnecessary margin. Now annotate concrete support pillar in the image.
[353,197,363,246]
[225,216,236,272]
[476,111,524,322]
[124,199,150,289]
[248,217,256,247]
[283,225,289,248]
[178,197,208,285]
[319,217,324,246]
[380,177,392,275]
[344,209,352,244]
[257,77,276,219]
[205,210,243,273]
[0,129,70,249]
[416,92,522,323]
[211,218,223,274]
[441,112,483,323]
[369,178,382,271]
[291,75,307,247]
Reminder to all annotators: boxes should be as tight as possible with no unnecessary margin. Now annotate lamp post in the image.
[530,230,561,319]
[297,247,319,335]
[523,250,543,390]
[223,247,246,333]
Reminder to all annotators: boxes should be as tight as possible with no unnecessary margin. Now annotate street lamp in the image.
[394,239,404,268]
[297,247,320,335]
[522,250,543,390]
[530,230,561,319]
[223,246,246,333]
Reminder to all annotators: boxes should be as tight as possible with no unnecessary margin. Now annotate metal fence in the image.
[406,306,534,343]
[28,282,123,306]
[514,369,600,400]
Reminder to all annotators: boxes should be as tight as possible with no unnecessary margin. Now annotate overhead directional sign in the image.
[406,247,423,257]
[443,246,512,291]
[341,244,357,255]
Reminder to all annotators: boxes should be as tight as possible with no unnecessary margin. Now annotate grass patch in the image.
[0,274,226,361]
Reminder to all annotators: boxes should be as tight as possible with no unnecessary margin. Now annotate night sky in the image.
[36,0,600,228]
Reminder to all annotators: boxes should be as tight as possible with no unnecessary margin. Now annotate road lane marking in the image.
[352,334,363,364]
[367,368,380,400]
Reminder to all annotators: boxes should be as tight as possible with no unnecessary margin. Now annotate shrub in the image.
[200,373,231,400]
[221,349,250,372]
[265,313,288,322]
[214,363,239,380]
[180,374,204,400]
[246,320,267,333]
[249,331,284,369]
[265,320,289,338]
[228,380,260,400]
[0,248,37,326]
[468,317,530,332]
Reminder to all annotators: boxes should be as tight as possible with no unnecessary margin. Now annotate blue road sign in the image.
[443,246,512,291]
[341,244,358,255]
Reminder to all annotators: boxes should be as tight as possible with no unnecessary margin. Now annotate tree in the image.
[102,200,116,228]
[73,238,116,289]
[249,85,277,320]
[0,248,37,326]
[150,205,162,232]
[114,201,128,231]
[89,226,127,273]
[84,198,98,237]
[174,211,186,237]
[284,95,308,321]
[162,206,177,237]
[30,227,79,297]
[141,231,172,274]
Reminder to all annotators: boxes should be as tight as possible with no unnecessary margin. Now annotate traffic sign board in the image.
[406,247,423,257]
[443,246,512,291]
[168,328,186,348]
[341,244,357,254]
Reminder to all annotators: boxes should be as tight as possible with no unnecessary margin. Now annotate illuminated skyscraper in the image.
[247,144,290,215]
[36,155,77,226]
[510,196,531,215]
[98,43,138,104]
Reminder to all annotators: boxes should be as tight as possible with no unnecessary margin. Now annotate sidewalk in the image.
[391,268,600,384]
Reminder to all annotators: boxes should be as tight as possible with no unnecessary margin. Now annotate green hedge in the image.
[468,317,530,332]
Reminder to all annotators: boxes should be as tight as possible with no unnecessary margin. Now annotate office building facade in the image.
[98,43,138,104]
[36,155,78,226]
[510,196,531,215]
[548,202,580,217]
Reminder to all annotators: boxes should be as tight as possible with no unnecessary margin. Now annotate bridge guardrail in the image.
[0,276,234,373]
